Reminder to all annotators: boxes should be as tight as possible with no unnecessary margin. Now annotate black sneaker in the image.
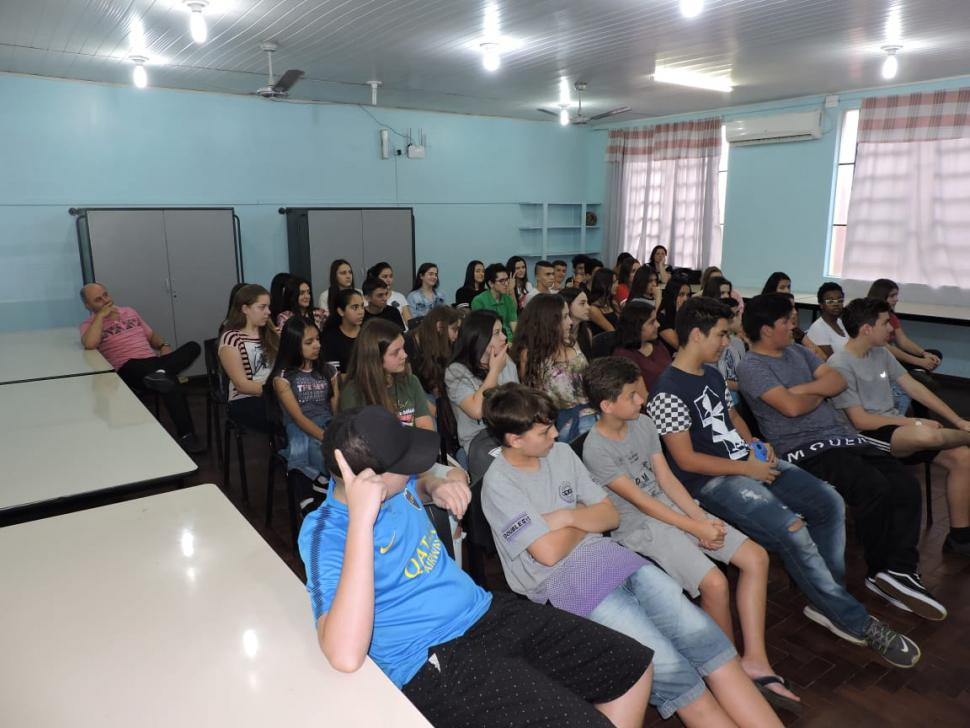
[865,577,912,614]
[142,370,176,394]
[312,476,329,495]
[864,618,921,668]
[802,605,866,646]
[873,571,947,621]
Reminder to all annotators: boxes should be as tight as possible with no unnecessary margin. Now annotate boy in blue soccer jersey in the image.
[298,405,653,728]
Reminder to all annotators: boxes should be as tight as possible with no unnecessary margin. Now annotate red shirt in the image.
[614,344,673,393]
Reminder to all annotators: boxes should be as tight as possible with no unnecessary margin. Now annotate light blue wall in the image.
[589,74,970,377]
[0,72,591,331]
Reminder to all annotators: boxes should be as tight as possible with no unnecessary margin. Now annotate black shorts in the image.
[402,592,652,728]
[860,426,939,464]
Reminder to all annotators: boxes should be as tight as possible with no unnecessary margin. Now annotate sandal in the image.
[752,675,803,714]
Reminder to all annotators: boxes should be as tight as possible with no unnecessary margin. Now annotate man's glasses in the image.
[823,298,844,305]
[495,277,509,284]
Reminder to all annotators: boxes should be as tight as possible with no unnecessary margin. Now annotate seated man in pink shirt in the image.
[80,283,203,453]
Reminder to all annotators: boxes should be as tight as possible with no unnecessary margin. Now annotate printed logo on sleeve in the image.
[501,513,532,543]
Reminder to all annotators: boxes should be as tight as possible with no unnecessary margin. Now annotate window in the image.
[828,109,859,277]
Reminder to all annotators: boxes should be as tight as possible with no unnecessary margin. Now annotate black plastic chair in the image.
[569,431,590,459]
[203,338,226,463]
[425,503,456,560]
[591,331,617,360]
[462,476,496,588]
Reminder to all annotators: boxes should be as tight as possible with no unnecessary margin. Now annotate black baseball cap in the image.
[324,406,440,476]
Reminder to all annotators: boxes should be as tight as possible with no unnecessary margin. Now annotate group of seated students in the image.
[80,250,969,726]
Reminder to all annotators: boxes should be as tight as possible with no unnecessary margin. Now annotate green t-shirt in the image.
[470,290,518,340]
[339,372,431,426]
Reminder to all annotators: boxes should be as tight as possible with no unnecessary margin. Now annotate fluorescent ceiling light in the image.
[184,1,209,44]
[653,66,733,92]
[881,46,901,80]
[680,0,704,18]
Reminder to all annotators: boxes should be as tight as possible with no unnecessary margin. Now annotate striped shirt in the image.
[219,329,272,401]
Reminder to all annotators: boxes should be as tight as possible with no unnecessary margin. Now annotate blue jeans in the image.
[282,415,330,480]
[556,405,597,443]
[696,460,870,638]
[588,564,736,719]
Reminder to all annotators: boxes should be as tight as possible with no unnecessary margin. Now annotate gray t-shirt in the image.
[445,361,519,450]
[828,346,907,418]
[737,344,859,459]
[483,443,646,615]
[583,416,675,549]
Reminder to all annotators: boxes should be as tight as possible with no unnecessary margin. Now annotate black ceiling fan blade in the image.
[589,106,632,121]
[536,107,560,117]
[272,69,305,93]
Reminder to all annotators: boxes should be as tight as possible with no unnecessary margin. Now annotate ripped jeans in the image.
[695,460,871,639]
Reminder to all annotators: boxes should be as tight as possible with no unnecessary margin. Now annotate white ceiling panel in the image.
[0,1,968,121]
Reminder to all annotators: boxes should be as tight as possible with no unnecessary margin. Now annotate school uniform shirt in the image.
[387,290,410,319]
[806,317,849,354]
[79,306,156,370]
[299,477,491,688]
[454,285,482,307]
[647,365,750,494]
[482,443,647,617]
[280,366,337,423]
[219,329,272,401]
[828,346,907,418]
[406,289,447,318]
[444,361,519,451]
[339,373,430,426]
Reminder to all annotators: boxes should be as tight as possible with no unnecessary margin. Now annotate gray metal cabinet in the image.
[283,207,415,294]
[74,207,242,377]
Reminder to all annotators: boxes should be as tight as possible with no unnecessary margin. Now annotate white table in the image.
[0,372,196,514]
[0,485,432,727]
[0,326,112,384]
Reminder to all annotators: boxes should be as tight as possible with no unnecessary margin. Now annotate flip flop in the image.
[753,675,803,714]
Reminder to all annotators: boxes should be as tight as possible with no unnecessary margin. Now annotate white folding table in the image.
[0,484,432,727]
[0,372,196,515]
[0,326,112,384]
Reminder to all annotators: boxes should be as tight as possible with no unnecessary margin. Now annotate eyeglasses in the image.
[823,298,844,305]
[494,277,509,284]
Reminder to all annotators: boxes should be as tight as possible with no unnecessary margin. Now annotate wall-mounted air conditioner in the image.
[725,110,822,146]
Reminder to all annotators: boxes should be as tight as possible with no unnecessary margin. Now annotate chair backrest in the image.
[467,428,502,485]
[591,331,617,360]
[424,503,456,560]
[463,476,496,553]
[203,337,228,401]
[734,393,765,441]
[569,431,589,460]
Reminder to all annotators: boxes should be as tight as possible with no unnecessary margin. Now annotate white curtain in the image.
[842,88,970,287]
[603,118,722,270]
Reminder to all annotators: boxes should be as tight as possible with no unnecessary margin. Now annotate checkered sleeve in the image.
[647,393,692,435]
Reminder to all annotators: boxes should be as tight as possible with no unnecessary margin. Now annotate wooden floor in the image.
[140,380,970,726]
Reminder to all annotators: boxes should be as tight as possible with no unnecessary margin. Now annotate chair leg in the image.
[236,430,250,507]
[214,408,224,464]
[925,462,933,528]
[265,452,279,529]
[222,423,232,491]
[205,398,212,453]
[286,471,301,548]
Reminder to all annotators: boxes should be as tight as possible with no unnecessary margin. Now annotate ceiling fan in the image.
[255,41,304,98]
[537,81,631,125]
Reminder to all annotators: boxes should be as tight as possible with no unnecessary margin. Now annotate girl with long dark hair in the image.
[268,272,294,327]
[560,286,594,361]
[319,259,359,315]
[320,288,365,373]
[701,275,733,301]
[657,276,692,353]
[587,268,620,335]
[615,256,641,306]
[264,317,338,485]
[219,283,279,431]
[339,318,433,430]
[647,244,673,284]
[406,262,447,318]
[445,309,519,451]
[627,265,658,306]
[760,272,791,296]
[455,260,486,306]
[513,294,596,441]
[506,255,533,311]
[276,276,326,330]
[613,300,671,394]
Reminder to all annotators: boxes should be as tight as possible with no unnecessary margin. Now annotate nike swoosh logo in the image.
[379,532,396,555]
[899,641,908,653]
